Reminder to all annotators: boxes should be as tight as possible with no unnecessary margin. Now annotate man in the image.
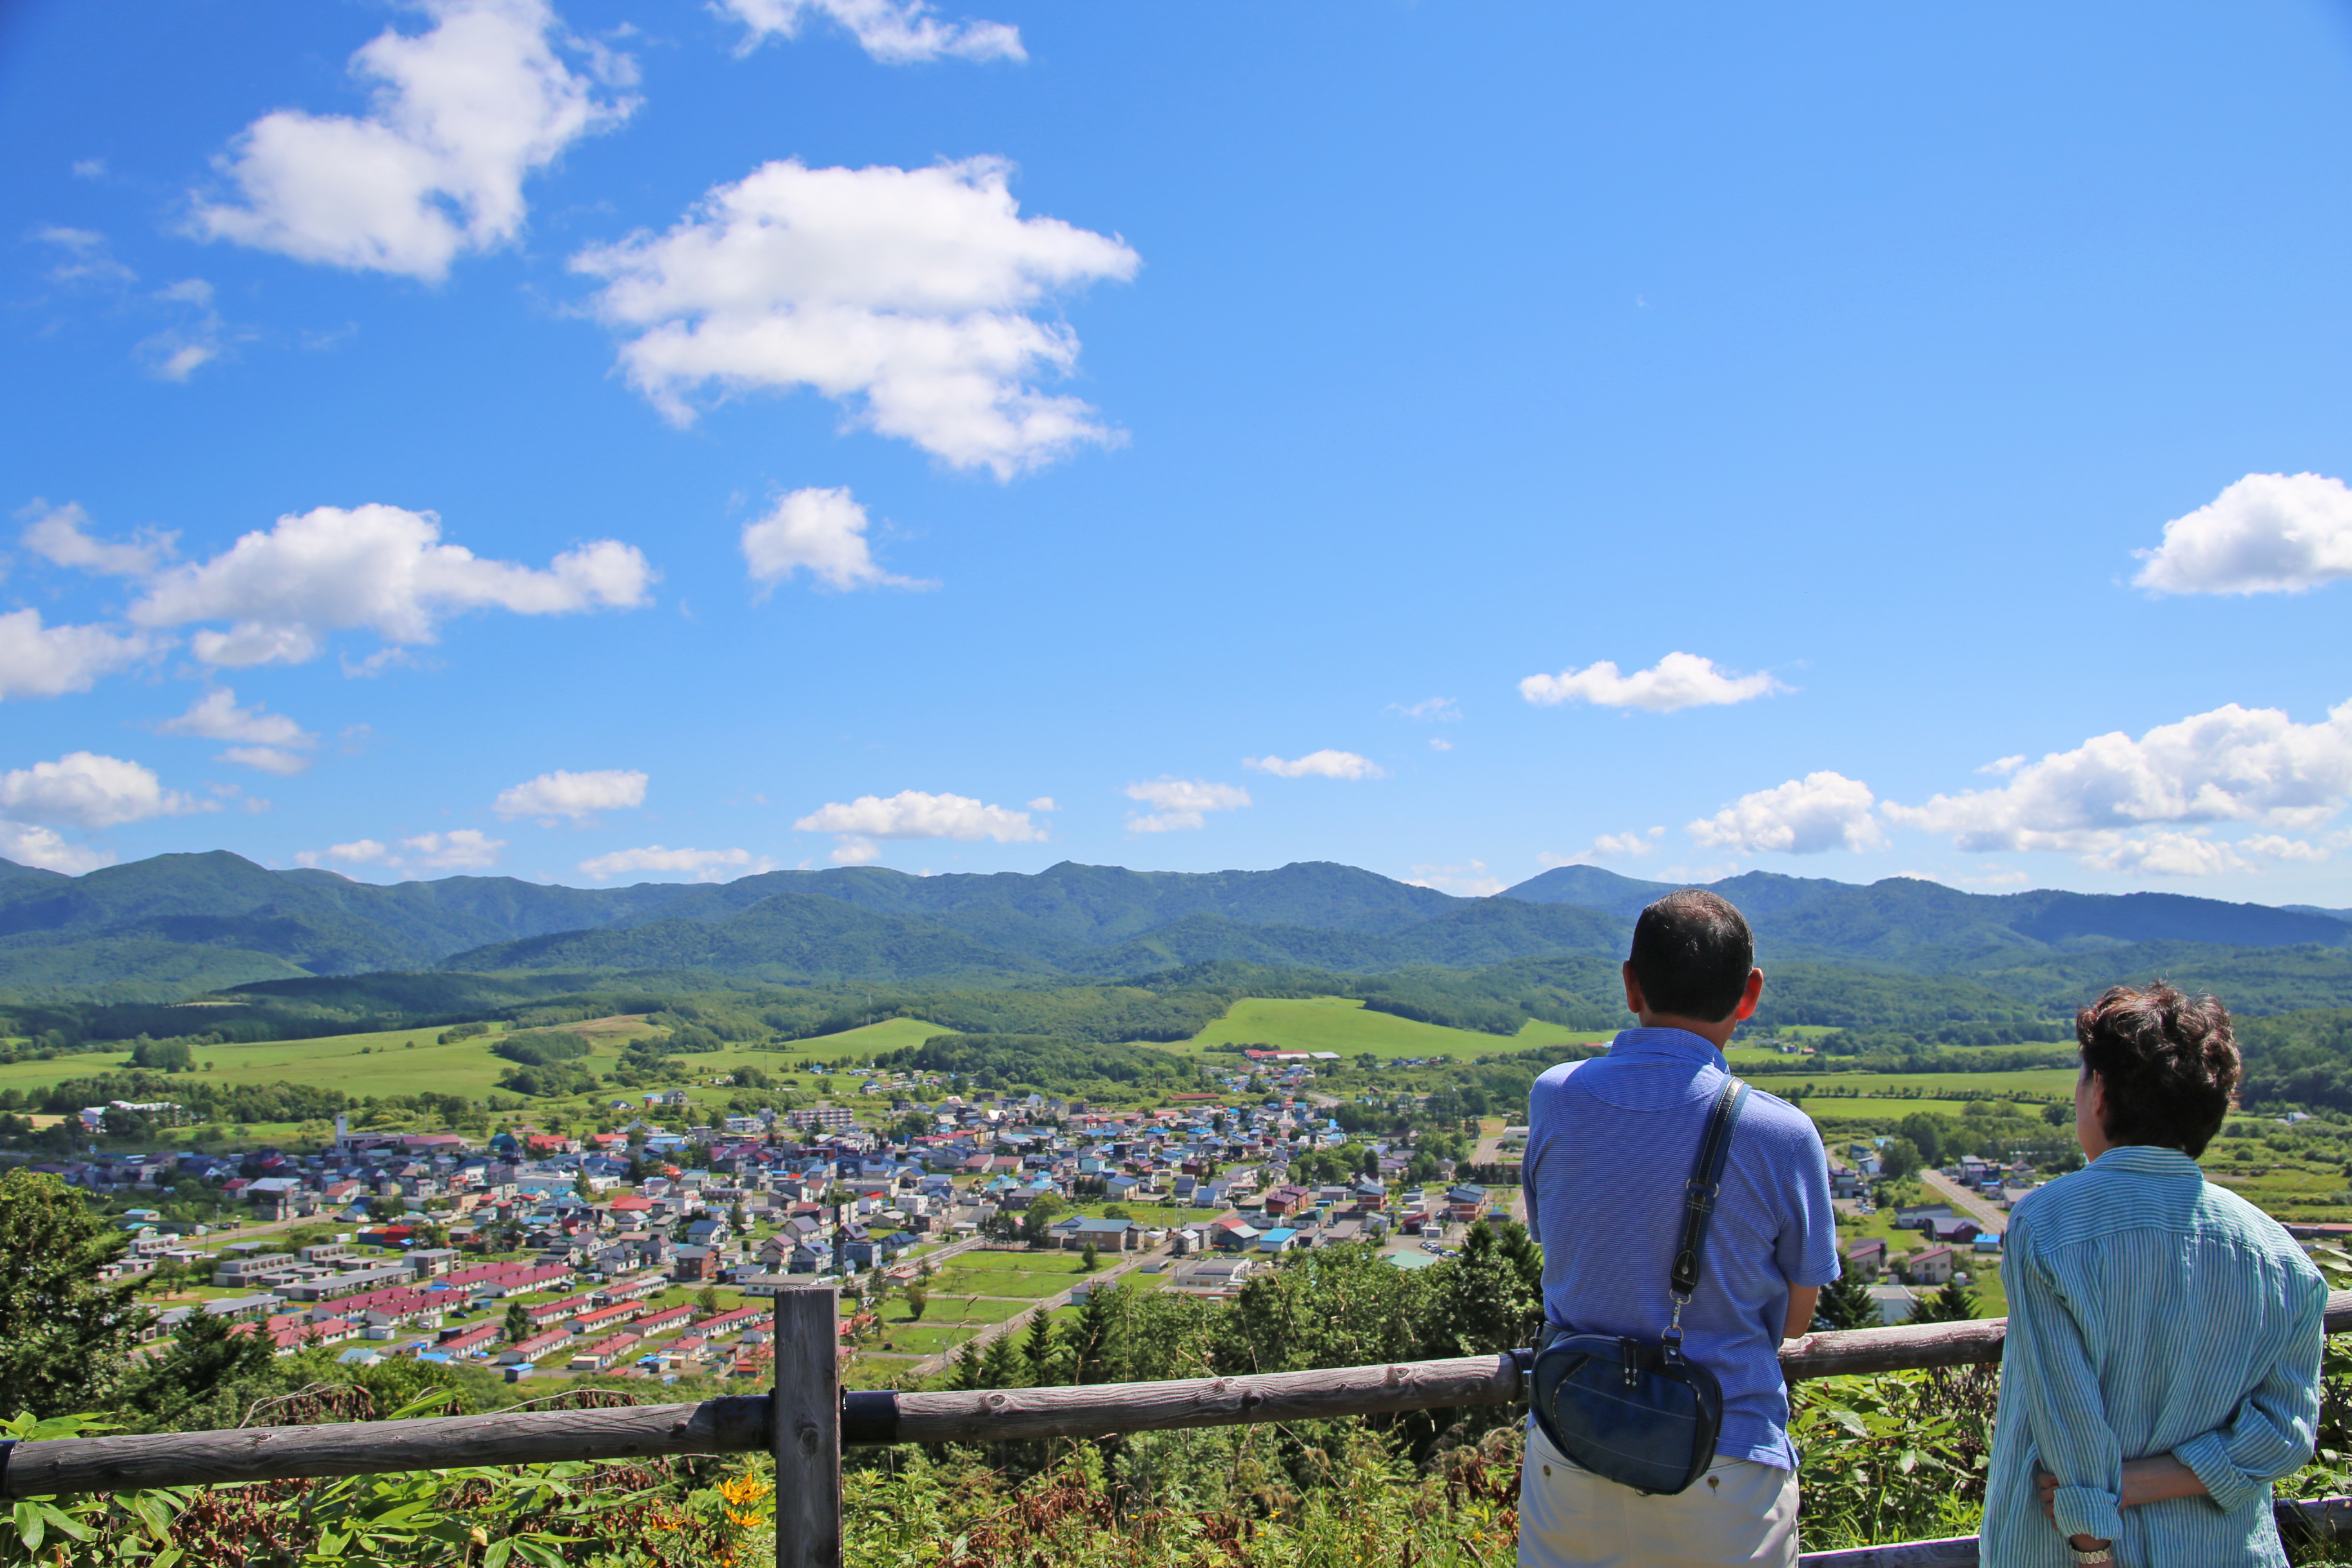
[1984,983,2321,1567]
[1519,889,1839,1568]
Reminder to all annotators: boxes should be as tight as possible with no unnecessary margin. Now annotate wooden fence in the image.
[3,1287,2349,1567]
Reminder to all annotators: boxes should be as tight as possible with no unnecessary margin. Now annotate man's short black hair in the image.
[1628,890,1755,1023]
[2077,981,2238,1159]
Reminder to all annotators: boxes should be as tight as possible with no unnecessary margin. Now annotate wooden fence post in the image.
[774,1286,842,1568]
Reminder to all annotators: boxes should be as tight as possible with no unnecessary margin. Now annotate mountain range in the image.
[0,850,2344,995]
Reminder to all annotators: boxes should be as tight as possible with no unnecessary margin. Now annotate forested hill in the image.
[0,849,2343,994]
[1502,865,2351,959]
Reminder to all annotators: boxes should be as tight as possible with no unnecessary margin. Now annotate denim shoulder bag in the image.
[1528,1073,1752,1496]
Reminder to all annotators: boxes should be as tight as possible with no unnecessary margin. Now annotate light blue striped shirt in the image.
[1983,1144,2326,1568]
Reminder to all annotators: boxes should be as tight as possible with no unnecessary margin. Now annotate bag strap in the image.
[1661,1073,1750,1354]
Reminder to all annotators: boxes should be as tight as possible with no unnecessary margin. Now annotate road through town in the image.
[1921,1169,2008,1235]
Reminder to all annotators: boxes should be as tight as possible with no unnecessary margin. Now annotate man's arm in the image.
[2041,1455,2210,1518]
[2005,1215,2126,1549]
[2173,1265,2326,1510]
[1773,1117,1843,1337]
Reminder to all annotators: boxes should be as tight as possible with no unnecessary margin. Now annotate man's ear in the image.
[1621,961,1646,1016]
[1730,968,1765,1023]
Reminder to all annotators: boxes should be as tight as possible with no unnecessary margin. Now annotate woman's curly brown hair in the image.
[2077,981,2239,1159]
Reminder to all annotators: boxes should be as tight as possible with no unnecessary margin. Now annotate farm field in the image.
[1805,1097,2052,1121]
[1781,1068,2076,1098]
[1170,996,1610,1061]
[0,1010,935,1119]
[933,1267,1090,1300]
[0,1021,527,1098]
[868,1322,981,1356]
[774,1017,948,1059]
[2206,1164,2352,1222]
[912,1294,1029,1325]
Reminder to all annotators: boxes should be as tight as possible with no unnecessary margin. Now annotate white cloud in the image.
[1406,860,1505,897]
[1122,777,1250,833]
[1429,738,1453,752]
[1542,827,1666,866]
[38,227,135,287]
[302,830,505,872]
[794,789,1044,848]
[495,767,648,822]
[217,747,311,777]
[159,689,317,776]
[0,752,209,830]
[1883,700,2352,870]
[2240,833,2342,865]
[401,830,506,870]
[129,504,655,667]
[1026,796,1057,812]
[828,836,882,865]
[1689,772,1885,855]
[573,157,1139,478]
[717,0,1023,63]
[741,486,929,592]
[1520,652,1783,712]
[0,821,111,874]
[72,159,105,181]
[1389,696,1460,723]
[1979,755,2026,776]
[578,845,768,881]
[2075,831,2258,878]
[26,237,237,378]
[190,0,634,282]
[311,839,391,866]
[0,609,155,700]
[2133,473,2352,596]
[1242,749,1385,780]
[137,279,233,382]
[158,688,311,745]
[19,500,174,576]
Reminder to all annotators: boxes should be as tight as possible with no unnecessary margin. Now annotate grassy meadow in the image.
[1784,1068,2075,1099]
[1168,995,1609,1061]
[0,1012,957,1122]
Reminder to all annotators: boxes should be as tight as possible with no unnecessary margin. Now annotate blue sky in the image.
[5,0,2352,901]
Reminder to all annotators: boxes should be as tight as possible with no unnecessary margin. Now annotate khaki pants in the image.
[1517,1418,1799,1568]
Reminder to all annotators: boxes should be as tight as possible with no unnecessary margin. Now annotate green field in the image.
[1171,996,1609,1061]
[868,1322,985,1355]
[914,1294,1030,1324]
[1780,1068,2075,1098]
[1807,1097,2050,1120]
[0,1008,943,1121]
[948,1250,1093,1274]
[2208,1166,2352,1222]
[1,989,2081,1150]
[932,1268,1082,1299]
[0,1021,526,1099]
[778,1017,949,1057]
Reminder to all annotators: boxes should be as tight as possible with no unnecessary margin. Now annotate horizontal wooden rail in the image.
[0,1397,773,1497]
[889,1352,1520,1445]
[1795,1496,2352,1567]
[5,1291,2348,1500]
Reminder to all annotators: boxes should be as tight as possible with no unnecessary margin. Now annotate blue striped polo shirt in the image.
[1522,1027,1841,1469]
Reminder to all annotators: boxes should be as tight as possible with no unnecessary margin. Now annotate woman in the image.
[1982,982,2325,1567]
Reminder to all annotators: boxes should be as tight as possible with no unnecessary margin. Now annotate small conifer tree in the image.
[1811,1269,1880,1331]
[1912,1279,1982,1324]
